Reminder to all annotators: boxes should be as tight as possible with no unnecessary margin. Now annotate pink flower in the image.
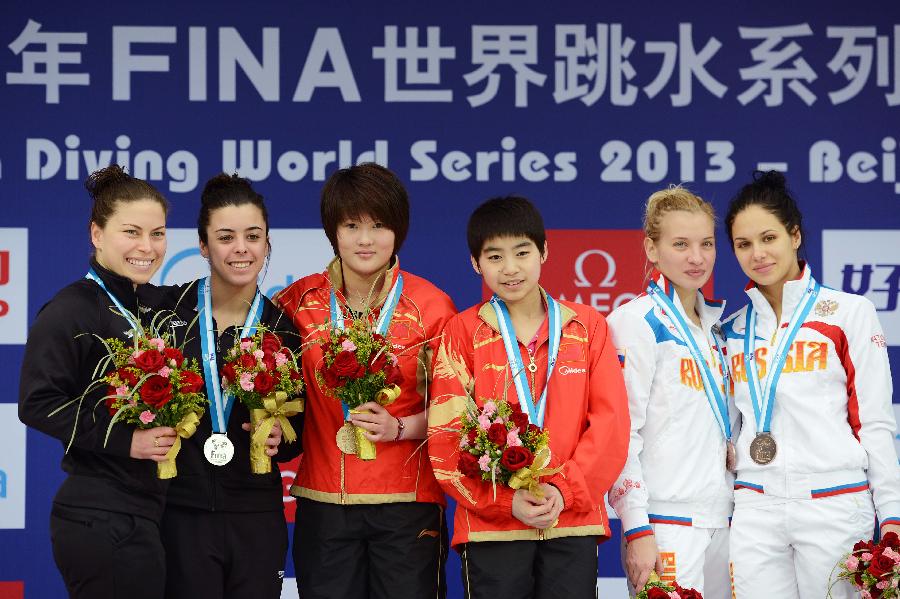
[668,593,680,599]
[148,338,165,351]
[115,385,129,397]
[877,580,890,590]
[478,454,491,472]
[275,352,288,367]
[845,555,859,571]
[157,366,171,378]
[482,401,497,417]
[388,353,398,366]
[240,372,254,391]
[130,350,141,363]
[861,590,872,599]
[862,552,874,561]
[884,547,900,563]
[459,436,469,449]
[506,429,522,447]
[493,417,504,425]
[139,410,156,424]
[341,339,357,352]
[240,339,253,351]
[253,349,265,360]
[477,414,492,430]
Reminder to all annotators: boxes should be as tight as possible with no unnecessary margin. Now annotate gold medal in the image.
[749,433,777,465]
[336,422,358,455]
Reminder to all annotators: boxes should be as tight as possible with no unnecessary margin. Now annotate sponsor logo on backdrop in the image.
[0,229,28,345]
[0,404,26,529]
[151,229,335,298]
[822,230,900,347]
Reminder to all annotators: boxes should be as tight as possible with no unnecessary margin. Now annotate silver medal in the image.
[203,433,235,466]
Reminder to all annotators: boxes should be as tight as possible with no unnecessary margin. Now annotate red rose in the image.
[675,586,702,599]
[261,332,282,355]
[385,363,404,387]
[854,571,864,586]
[369,351,388,374]
[466,428,478,445]
[262,354,277,372]
[882,532,900,549]
[254,371,276,395]
[322,365,343,388]
[134,349,166,373]
[510,411,529,432]
[289,369,302,381]
[116,367,138,388]
[868,551,895,578]
[487,422,507,446]
[239,353,257,370]
[500,446,533,471]
[855,539,876,554]
[458,452,482,478]
[222,362,237,383]
[647,587,670,599]
[140,375,173,409]
[332,351,362,378]
[163,347,184,367]
[527,423,540,436]
[179,370,204,394]
[373,333,386,345]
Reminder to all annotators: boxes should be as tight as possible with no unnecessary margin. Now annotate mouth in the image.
[126,257,154,269]
[355,251,376,258]
[501,279,524,289]
[228,261,253,269]
[753,263,775,274]
[685,269,706,278]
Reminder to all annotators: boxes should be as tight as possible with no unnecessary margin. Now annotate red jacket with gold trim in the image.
[427,293,630,546]
[274,258,455,505]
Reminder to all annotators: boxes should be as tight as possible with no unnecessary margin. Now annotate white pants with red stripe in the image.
[624,524,731,598]
[730,490,876,599]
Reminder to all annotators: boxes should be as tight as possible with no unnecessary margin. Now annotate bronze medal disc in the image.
[725,440,737,472]
[749,433,777,465]
[336,423,359,455]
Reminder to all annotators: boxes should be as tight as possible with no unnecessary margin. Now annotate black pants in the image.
[50,503,165,599]
[161,505,288,599]
[293,499,447,599]
[460,537,599,599]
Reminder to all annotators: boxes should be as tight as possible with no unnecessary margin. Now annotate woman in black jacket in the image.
[159,173,303,599]
[18,165,175,598]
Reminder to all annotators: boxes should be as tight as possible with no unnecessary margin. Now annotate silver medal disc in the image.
[203,434,235,466]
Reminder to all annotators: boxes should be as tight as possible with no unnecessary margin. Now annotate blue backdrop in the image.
[2,1,899,596]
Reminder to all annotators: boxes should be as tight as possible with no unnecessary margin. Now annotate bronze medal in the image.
[726,440,737,473]
[749,433,777,465]
[336,422,358,455]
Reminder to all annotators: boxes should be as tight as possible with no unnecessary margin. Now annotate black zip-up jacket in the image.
[161,279,304,512]
[18,260,168,521]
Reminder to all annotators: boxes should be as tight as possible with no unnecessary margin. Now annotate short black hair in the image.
[725,170,804,251]
[320,163,410,255]
[467,195,546,259]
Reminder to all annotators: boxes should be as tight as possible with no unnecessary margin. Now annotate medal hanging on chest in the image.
[198,277,263,466]
[743,275,820,466]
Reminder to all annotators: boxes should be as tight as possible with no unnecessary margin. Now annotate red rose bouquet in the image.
[55,322,207,479]
[830,532,900,598]
[456,397,558,501]
[221,329,305,474]
[316,317,403,460]
[637,572,703,599]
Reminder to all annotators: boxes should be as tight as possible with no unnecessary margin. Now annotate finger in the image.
[349,413,382,425]
[155,427,177,437]
[655,555,664,575]
[355,401,382,413]
[636,568,651,590]
[352,420,379,433]
[265,447,278,457]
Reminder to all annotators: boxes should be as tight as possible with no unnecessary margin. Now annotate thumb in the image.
[655,554,664,576]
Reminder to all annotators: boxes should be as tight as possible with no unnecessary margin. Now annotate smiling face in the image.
[335,213,396,280]
[472,235,546,308]
[200,203,269,291]
[730,204,802,290]
[645,210,716,293]
[90,198,167,284]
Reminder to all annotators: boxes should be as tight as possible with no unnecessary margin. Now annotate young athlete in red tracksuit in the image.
[427,195,630,598]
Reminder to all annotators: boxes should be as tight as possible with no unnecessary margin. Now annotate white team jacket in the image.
[721,263,900,527]
[608,272,737,542]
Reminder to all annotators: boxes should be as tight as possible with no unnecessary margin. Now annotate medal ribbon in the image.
[744,275,820,434]
[489,292,562,428]
[85,269,141,330]
[198,276,263,433]
[329,272,404,419]
[648,281,731,440]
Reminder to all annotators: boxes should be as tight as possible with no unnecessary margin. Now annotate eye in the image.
[218,234,233,242]
[152,230,166,239]
[373,221,385,229]
[763,234,776,242]
[123,229,138,236]
[673,240,687,248]
[702,240,714,248]
[247,233,261,241]
[516,249,530,257]
[735,241,749,250]
[343,222,358,230]
[486,254,501,262]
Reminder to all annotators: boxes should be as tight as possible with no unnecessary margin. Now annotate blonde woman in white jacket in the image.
[609,186,737,597]
[723,171,900,598]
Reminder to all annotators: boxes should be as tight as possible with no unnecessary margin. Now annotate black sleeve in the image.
[18,288,133,457]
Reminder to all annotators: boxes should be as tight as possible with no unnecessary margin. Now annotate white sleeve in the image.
[846,298,900,526]
[607,307,658,541]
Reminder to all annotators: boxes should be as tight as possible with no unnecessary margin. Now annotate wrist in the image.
[393,416,405,441]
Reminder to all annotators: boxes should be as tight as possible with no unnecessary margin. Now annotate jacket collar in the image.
[650,270,726,334]
[477,287,578,340]
[89,257,141,310]
[326,255,401,310]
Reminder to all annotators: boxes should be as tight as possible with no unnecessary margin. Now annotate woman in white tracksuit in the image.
[609,186,737,597]
[723,170,900,598]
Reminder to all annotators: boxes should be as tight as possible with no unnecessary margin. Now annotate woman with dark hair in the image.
[723,171,900,598]
[275,163,455,599]
[18,165,174,598]
[159,173,302,599]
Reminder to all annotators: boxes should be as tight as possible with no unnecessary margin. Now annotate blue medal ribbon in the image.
[648,280,731,440]
[85,269,141,330]
[489,292,562,429]
[743,274,820,435]
[328,272,404,419]
[198,276,263,434]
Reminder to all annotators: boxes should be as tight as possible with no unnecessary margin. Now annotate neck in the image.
[504,286,545,321]
[209,273,257,326]
[674,284,700,325]
[758,261,801,322]
[341,259,389,310]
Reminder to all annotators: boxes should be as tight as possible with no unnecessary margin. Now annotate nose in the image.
[751,242,766,261]
[687,246,703,264]
[358,225,373,245]
[136,233,152,253]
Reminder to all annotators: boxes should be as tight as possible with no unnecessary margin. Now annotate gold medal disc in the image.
[336,422,359,455]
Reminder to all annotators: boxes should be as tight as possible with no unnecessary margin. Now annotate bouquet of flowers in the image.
[830,532,900,598]
[221,329,305,474]
[456,397,559,500]
[637,572,703,599]
[316,317,403,460]
[55,316,208,479]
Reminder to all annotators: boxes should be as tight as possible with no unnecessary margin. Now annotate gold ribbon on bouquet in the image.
[157,411,201,479]
[507,447,563,499]
[346,384,401,461]
[250,391,304,474]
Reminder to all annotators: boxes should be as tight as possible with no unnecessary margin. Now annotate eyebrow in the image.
[214,226,264,233]
[482,241,532,253]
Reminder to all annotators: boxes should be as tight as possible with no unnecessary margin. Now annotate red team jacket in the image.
[427,292,630,546]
